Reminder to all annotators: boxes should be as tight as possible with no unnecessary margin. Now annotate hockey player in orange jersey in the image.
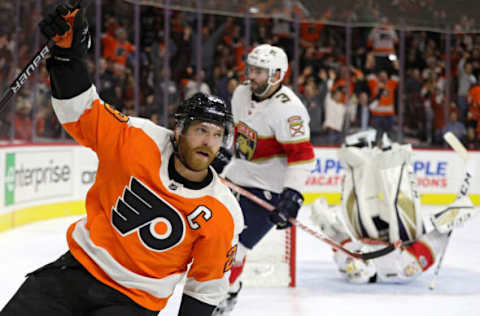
[0,3,243,316]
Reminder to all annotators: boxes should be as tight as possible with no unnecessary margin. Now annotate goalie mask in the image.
[174,92,234,149]
[246,44,288,97]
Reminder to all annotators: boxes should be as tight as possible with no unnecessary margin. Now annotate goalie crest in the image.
[339,137,422,243]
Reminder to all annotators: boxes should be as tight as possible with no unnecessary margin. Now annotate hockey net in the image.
[241,226,296,287]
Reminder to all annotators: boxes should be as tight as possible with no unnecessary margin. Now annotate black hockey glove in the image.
[39,1,91,62]
[39,1,92,99]
[211,147,233,174]
[269,188,304,230]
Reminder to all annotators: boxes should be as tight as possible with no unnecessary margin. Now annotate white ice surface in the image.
[1,205,479,316]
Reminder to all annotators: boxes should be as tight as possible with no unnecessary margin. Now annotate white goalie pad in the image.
[339,143,422,243]
[431,195,479,234]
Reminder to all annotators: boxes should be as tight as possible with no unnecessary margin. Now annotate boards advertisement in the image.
[0,144,478,231]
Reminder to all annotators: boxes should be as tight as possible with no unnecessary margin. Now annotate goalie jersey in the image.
[51,86,244,311]
[225,83,315,193]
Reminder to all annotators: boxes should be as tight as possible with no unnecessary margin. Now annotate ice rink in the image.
[1,205,480,316]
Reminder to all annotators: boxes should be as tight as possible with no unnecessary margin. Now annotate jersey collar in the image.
[168,154,213,190]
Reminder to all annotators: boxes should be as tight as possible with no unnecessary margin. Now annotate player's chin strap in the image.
[222,178,402,261]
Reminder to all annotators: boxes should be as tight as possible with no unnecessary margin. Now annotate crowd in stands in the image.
[1,0,480,149]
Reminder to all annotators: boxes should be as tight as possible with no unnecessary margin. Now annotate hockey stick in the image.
[0,44,52,114]
[429,132,472,290]
[223,179,402,260]
[0,0,90,114]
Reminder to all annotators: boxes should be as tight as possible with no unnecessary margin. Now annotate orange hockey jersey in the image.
[51,86,244,311]
[368,75,398,116]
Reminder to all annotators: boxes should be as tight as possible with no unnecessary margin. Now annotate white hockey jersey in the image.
[225,83,315,193]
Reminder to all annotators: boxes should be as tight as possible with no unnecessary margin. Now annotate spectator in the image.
[98,57,121,105]
[102,27,135,73]
[172,24,193,83]
[192,18,229,79]
[183,67,211,100]
[358,92,370,131]
[0,29,13,91]
[466,94,480,129]
[464,126,478,149]
[422,72,446,144]
[36,101,62,139]
[324,70,356,145]
[14,97,33,141]
[457,51,477,121]
[367,69,398,140]
[405,68,424,137]
[442,110,466,142]
[367,17,398,74]
[301,78,323,145]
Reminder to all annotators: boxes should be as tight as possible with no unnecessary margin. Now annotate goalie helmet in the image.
[246,44,288,97]
[175,92,234,148]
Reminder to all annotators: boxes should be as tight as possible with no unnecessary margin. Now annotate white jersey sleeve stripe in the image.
[52,85,97,124]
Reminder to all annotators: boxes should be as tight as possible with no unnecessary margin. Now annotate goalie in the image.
[311,130,478,284]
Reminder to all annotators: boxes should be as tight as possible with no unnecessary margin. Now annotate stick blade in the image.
[443,132,469,162]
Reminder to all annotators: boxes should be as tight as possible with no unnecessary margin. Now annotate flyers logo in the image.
[104,103,129,122]
[112,177,185,252]
[223,245,238,272]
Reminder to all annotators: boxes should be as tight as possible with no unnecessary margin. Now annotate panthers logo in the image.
[235,122,257,161]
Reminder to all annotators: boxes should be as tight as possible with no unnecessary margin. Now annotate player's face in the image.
[248,65,269,95]
[178,121,224,171]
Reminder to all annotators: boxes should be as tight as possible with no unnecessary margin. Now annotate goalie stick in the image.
[0,0,91,114]
[223,179,402,261]
[429,131,473,290]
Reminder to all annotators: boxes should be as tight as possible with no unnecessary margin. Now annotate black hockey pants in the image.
[0,251,158,316]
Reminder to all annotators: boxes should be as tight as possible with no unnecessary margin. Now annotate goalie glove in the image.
[269,188,303,230]
[431,195,479,234]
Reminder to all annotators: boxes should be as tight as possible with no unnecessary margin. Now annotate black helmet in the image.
[175,93,234,148]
